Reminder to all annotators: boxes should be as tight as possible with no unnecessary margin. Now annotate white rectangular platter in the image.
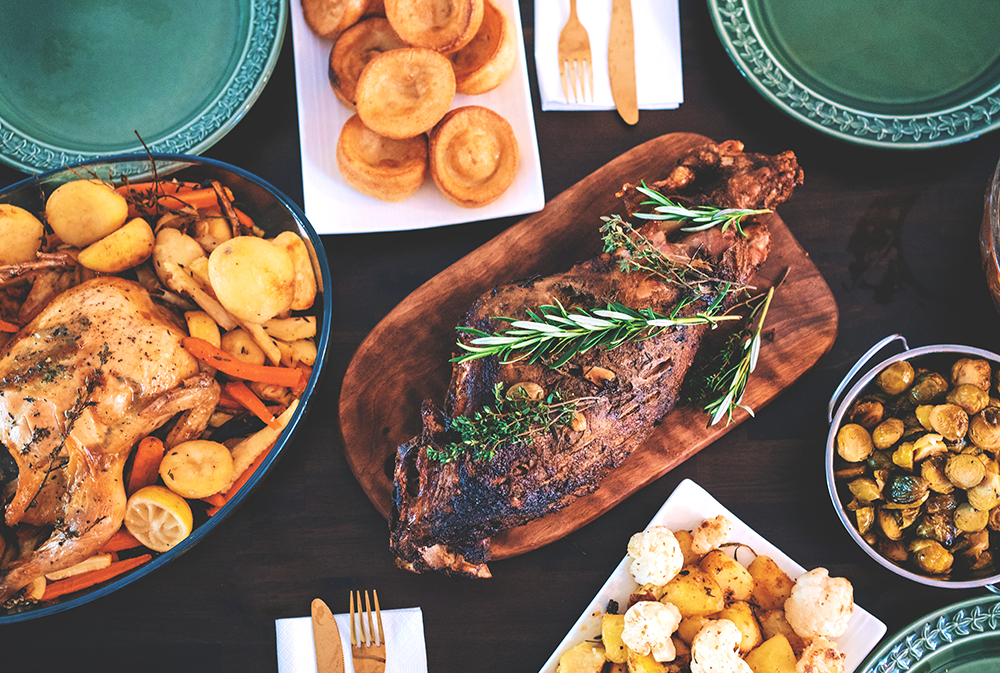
[538,479,887,673]
[289,0,545,235]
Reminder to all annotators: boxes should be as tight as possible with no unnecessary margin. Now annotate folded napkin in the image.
[535,0,683,112]
[276,607,427,673]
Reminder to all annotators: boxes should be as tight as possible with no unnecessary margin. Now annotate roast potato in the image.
[77,217,155,273]
[0,204,45,264]
[45,179,128,247]
[208,236,296,324]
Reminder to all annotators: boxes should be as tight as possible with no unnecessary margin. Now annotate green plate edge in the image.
[0,0,286,175]
[858,593,1000,673]
[706,0,1000,149]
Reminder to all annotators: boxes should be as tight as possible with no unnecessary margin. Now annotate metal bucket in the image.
[826,334,1000,590]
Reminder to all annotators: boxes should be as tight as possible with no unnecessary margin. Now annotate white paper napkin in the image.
[276,607,427,673]
[535,0,683,112]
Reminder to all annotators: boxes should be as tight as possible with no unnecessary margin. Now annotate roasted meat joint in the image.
[389,141,804,577]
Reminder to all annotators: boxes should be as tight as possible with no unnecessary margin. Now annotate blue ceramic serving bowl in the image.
[0,154,332,623]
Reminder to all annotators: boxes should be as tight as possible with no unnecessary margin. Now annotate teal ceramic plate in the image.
[708,0,1000,148]
[0,0,285,174]
[858,594,1000,673]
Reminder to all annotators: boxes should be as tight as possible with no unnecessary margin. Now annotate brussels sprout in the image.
[951,358,992,391]
[868,449,893,472]
[911,433,947,463]
[924,492,959,514]
[837,423,874,462]
[848,399,884,428]
[855,506,875,536]
[878,508,904,540]
[910,372,950,405]
[989,506,1000,531]
[946,384,990,415]
[915,405,934,431]
[892,442,915,471]
[945,454,986,490]
[969,407,1000,451]
[915,512,958,546]
[929,404,969,441]
[954,503,989,532]
[887,474,930,505]
[910,539,954,574]
[876,537,909,562]
[849,477,882,504]
[968,471,1000,511]
[872,418,905,449]
[878,361,915,395]
[921,456,955,494]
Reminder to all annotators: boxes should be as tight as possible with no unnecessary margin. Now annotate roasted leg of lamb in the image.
[390,141,804,577]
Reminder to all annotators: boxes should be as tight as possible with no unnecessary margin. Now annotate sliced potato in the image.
[159,439,234,499]
[747,555,795,612]
[745,634,797,673]
[0,204,45,264]
[602,613,627,664]
[659,567,725,618]
[45,179,128,247]
[712,600,763,654]
[208,236,295,323]
[699,549,754,603]
[77,217,155,273]
[271,231,318,311]
[221,327,267,366]
[185,311,222,348]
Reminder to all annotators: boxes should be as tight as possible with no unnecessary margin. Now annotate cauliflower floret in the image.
[690,619,753,673]
[622,600,682,662]
[691,515,733,556]
[627,526,683,585]
[796,637,846,673]
[784,568,854,639]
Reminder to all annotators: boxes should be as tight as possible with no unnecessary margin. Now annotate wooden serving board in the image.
[338,133,839,560]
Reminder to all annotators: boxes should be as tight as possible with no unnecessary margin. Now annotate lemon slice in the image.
[124,485,194,553]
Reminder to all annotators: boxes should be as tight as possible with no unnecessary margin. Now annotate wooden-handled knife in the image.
[608,0,638,125]
[312,598,346,673]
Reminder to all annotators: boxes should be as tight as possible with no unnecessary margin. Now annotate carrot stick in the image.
[126,437,165,496]
[42,554,153,601]
[182,337,305,388]
[157,187,234,211]
[0,319,19,332]
[225,381,281,430]
[201,493,226,509]
[99,528,143,554]
[205,444,273,516]
[234,207,255,231]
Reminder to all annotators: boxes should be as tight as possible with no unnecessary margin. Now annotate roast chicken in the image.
[0,276,220,601]
[389,141,804,577]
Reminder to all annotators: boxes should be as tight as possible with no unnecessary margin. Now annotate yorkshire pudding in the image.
[429,105,518,208]
[385,0,484,54]
[337,114,429,202]
[448,0,516,95]
[355,47,456,139]
[301,0,370,40]
[329,17,409,109]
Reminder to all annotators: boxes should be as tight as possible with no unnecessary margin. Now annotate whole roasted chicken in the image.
[390,141,803,577]
[0,277,219,601]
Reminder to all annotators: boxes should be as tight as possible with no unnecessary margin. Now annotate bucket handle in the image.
[827,334,910,424]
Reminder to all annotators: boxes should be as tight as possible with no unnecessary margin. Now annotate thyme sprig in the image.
[632,183,771,237]
[427,383,592,463]
[452,294,738,368]
[683,286,775,426]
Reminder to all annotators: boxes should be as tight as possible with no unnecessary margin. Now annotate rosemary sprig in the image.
[683,286,775,426]
[632,184,771,237]
[427,383,586,463]
[452,293,739,368]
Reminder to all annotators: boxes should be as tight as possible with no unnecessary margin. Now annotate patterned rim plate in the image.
[0,0,285,175]
[708,0,1000,149]
[858,594,1000,673]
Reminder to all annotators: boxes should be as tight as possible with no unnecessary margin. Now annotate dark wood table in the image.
[3,2,999,670]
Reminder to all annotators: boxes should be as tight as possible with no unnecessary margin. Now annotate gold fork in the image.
[557,0,593,103]
[349,590,386,673]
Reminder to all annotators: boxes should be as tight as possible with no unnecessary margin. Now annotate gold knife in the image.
[608,0,638,125]
[312,598,346,673]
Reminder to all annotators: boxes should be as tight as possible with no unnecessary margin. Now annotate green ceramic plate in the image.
[858,595,1000,673]
[0,0,285,174]
[708,0,1000,148]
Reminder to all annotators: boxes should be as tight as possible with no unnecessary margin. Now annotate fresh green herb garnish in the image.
[427,383,590,463]
[632,183,771,237]
[452,294,738,368]
[682,286,775,426]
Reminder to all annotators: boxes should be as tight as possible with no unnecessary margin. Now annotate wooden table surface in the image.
[3,2,1000,670]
